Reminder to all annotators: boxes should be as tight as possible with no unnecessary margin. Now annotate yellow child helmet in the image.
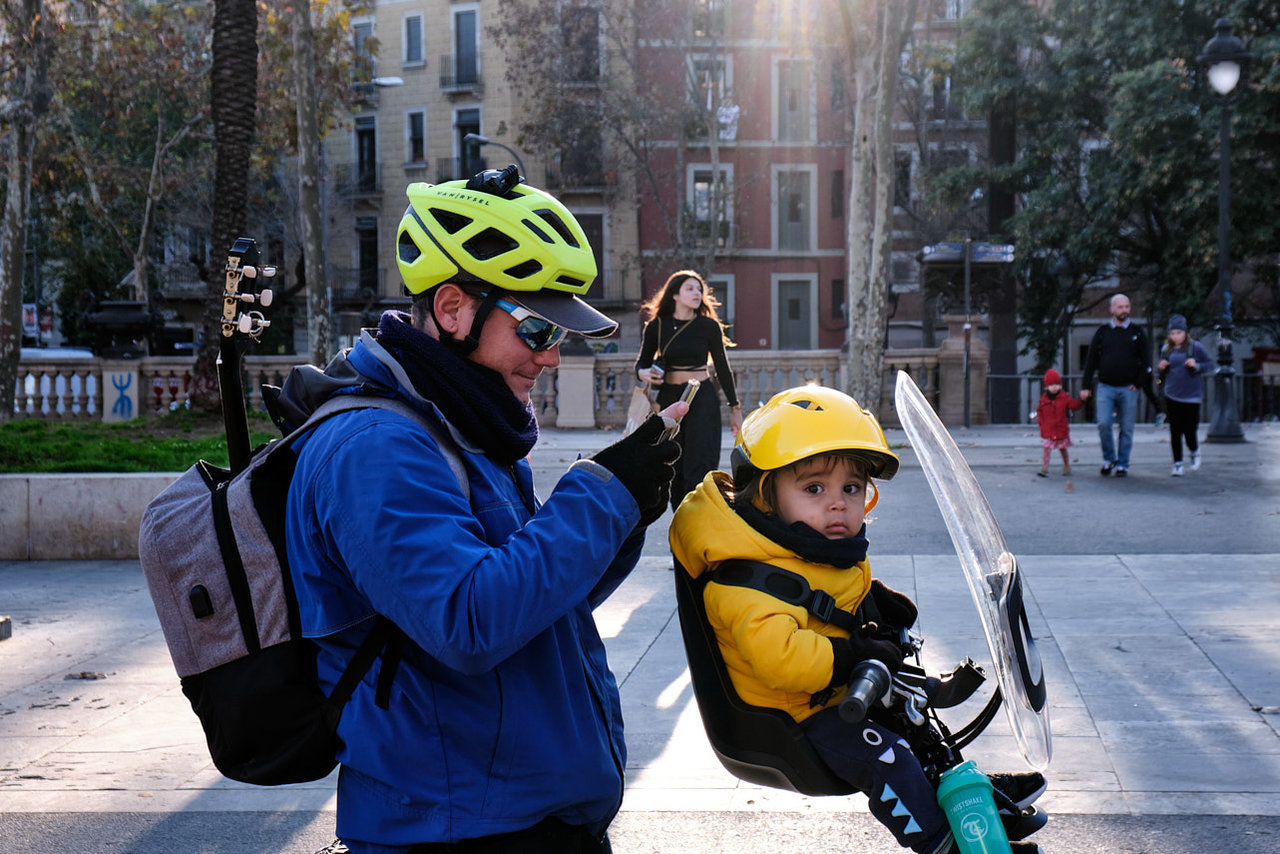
[732,386,900,489]
[396,165,598,296]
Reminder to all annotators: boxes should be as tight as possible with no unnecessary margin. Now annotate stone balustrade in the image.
[15,319,985,429]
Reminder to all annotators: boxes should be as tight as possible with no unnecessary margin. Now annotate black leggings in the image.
[1166,398,1201,463]
[656,379,724,511]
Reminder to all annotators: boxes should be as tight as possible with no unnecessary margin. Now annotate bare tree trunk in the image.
[293,0,329,366]
[0,0,50,422]
[841,0,916,412]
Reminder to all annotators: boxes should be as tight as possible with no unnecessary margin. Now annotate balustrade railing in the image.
[53,349,1280,428]
[14,356,302,421]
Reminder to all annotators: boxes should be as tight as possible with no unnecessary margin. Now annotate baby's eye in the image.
[803,483,824,495]
[843,482,866,496]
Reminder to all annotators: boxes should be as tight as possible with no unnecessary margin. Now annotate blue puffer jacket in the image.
[280,335,643,852]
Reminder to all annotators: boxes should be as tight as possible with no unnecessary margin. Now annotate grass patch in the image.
[0,412,280,473]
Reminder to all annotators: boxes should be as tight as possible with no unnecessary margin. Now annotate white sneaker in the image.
[1191,450,1201,470]
[1172,462,1183,477]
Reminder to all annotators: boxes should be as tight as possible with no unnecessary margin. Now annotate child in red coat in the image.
[1035,368,1083,477]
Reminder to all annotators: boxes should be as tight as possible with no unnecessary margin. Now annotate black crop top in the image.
[634,315,739,407]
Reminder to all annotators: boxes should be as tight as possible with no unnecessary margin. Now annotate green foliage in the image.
[957,0,1280,369]
[0,412,278,473]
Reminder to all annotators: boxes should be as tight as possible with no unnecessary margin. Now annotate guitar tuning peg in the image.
[242,265,258,279]
[259,289,274,308]
[261,265,277,278]
[238,315,253,334]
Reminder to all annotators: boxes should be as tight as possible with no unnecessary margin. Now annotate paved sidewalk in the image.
[1,423,1278,852]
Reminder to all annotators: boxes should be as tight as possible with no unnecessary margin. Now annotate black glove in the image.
[867,578,918,632]
[591,414,681,526]
[830,630,905,686]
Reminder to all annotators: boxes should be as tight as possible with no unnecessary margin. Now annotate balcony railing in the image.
[330,162,384,198]
[439,55,483,95]
[329,267,386,306]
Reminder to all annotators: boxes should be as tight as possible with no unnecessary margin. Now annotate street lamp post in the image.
[963,237,973,429]
[1199,17,1249,443]
[463,133,527,178]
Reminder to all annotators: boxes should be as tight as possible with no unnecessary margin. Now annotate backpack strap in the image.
[707,559,864,634]
[293,394,470,499]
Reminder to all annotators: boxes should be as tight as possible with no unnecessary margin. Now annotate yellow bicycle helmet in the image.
[732,385,900,487]
[397,165,598,296]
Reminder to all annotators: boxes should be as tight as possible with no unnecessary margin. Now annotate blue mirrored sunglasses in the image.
[494,298,568,352]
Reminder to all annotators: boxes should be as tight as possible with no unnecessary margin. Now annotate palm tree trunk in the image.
[191,0,260,413]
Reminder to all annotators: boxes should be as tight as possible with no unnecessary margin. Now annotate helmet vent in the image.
[788,399,825,411]
[531,209,580,248]
[463,228,519,260]
[504,259,544,280]
[430,208,473,235]
[398,231,422,264]
[556,275,587,287]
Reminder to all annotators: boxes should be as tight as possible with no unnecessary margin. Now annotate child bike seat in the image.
[673,558,855,796]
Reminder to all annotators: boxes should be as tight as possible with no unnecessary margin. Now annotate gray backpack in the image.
[139,395,467,785]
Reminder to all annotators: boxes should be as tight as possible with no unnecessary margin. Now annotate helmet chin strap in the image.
[429,286,502,356]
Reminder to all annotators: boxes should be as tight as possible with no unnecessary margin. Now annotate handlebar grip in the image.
[839,659,892,723]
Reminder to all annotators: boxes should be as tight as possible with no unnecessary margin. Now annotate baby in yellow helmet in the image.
[669,385,1044,854]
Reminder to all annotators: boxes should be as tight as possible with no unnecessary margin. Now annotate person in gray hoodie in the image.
[1157,314,1214,476]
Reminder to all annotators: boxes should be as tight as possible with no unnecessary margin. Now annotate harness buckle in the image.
[808,590,837,624]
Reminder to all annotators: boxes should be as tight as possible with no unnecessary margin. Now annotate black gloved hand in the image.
[591,414,681,526]
[830,630,906,685]
[867,578,918,632]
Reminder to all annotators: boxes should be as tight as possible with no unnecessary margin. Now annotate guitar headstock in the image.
[221,236,277,341]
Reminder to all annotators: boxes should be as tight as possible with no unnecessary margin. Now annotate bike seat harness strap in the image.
[702,558,999,745]
[707,559,865,634]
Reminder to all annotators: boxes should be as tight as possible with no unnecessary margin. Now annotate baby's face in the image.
[773,457,868,540]
[1047,383,1062,394]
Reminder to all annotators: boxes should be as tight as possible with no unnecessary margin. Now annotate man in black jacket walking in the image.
[1080,294,1153,476]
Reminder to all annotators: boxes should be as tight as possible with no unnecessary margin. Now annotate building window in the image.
[352,18,375,82]
[773,274,817,349]
[404,13,423,66]
[561,4,600,83]
[355,116,377,192]
[689,165,733,248]
[928,72,965,121]
[776,59,811,142]
[894,149,913,209]
[706,274,735,332]
[831,278,846,320]
[690,53,729,110]
[775,168,812,251]
[454,8,478,86]
[407,110,426,164]
[830,170,844,220]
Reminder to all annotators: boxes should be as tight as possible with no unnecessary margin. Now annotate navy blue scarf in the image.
[735,500,870,568]
[376,311,539,464]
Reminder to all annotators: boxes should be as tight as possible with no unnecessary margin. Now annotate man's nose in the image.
[536,345,562,368]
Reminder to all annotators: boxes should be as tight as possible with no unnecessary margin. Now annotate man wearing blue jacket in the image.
[275,166,685,853]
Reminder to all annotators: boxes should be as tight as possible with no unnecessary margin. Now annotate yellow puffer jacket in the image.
[670,471,872,723]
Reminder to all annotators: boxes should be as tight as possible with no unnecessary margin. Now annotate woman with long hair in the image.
[635,270,743,511]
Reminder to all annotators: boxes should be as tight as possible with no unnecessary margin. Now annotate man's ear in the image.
[431,283,469,336]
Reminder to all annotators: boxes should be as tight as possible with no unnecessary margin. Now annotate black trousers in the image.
[407,818,611,853]
[1166,398,1201,462]
[656,379,724,511]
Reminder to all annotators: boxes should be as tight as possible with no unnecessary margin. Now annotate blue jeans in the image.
[1094,382,1138,468]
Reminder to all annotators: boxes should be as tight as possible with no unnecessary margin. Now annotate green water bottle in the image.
[935,761,1011,854]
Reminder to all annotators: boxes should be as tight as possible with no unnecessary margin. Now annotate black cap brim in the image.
[506,290,618,338]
